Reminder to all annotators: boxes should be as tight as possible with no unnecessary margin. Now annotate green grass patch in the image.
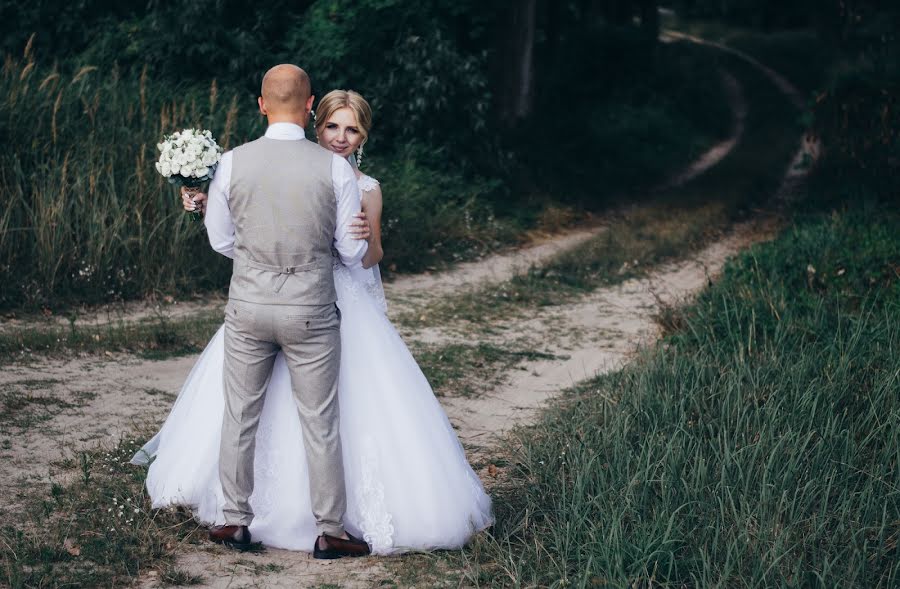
[455,206,900,586]
[412,342,558,398]
[0,310,223,361]
[1,434,204,588]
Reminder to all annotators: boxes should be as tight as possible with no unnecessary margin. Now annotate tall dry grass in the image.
[0,42,260,309]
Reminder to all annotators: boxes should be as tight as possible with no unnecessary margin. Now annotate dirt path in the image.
[0,34,820,588]
[441,218,777,454]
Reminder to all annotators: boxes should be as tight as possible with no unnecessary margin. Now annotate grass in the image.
[1,434,205,588]
[449,205,900,587]
[158,567,205,586]
[0,379,95,431]
[412,342,558,398]
[402,45,800,330]
[0,308,223,361]
[231,559,285,575]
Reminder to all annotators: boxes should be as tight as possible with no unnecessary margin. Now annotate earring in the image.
[356,145,364,169]
[310,109,317,139]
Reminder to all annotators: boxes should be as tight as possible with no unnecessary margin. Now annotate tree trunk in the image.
[639,0,659,42]
[496,0,537,125]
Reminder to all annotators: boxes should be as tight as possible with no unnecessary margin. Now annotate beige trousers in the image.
[219,299,345,537]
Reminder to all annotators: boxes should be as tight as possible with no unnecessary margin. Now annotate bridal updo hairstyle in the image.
[315,90,373,147]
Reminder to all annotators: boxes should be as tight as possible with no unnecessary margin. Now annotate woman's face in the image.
[319,107,364,159]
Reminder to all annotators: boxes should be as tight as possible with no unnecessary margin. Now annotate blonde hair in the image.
[315,90,373,147]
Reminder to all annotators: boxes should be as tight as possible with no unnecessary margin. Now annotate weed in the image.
[0,310,223,361]
[412,342,557,398]
[1,433,203,588]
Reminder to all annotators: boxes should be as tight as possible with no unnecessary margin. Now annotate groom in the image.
[203,64,371,558]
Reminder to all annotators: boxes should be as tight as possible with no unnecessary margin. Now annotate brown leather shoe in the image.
[209,525,253,550]
[313,532,371,559]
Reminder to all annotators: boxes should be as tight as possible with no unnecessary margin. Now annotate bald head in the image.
[260,64,311,114]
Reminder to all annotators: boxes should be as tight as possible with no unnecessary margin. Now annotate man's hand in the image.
[181,186,208,214]
[349,211,370,240]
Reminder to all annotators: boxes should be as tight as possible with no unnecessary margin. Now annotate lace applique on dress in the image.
[357,174,380,193]
[362,266,388,313]
[353,435,395,553]
[332,259,360,303]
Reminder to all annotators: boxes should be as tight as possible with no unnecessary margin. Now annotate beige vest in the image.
[227,137,337,305]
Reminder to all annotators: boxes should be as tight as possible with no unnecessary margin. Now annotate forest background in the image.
[0,0,896,310]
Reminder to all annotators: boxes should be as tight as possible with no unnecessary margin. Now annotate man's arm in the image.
[204,150,235,259]
[332,155,368,266]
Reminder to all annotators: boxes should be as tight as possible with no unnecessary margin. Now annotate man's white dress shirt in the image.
[204,122,367,266]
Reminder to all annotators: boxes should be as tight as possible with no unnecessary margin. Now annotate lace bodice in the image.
[357,173,379,193]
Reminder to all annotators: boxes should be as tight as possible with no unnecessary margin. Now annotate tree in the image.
[495,0,537,125]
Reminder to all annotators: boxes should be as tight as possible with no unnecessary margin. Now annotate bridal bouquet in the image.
[155,128,222,221]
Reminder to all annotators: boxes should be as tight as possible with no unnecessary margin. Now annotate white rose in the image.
[160,162,172,176]
[181,165,194,177]
[196,166,209,178]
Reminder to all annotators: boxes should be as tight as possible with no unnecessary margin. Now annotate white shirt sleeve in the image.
[332,154,368,266]
[204,150,235,259]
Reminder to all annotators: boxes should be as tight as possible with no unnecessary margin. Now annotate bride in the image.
[132,89,493,555]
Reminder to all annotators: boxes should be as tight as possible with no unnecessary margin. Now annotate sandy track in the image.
[442,219,777,453]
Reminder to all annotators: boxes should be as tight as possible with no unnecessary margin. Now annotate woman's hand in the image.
[349,211,370,240]
[181,187,208,214]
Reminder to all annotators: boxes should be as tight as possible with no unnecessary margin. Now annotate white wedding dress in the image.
[132,174,493,554]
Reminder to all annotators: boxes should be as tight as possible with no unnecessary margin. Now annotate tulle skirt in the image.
[133,263,493,554]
